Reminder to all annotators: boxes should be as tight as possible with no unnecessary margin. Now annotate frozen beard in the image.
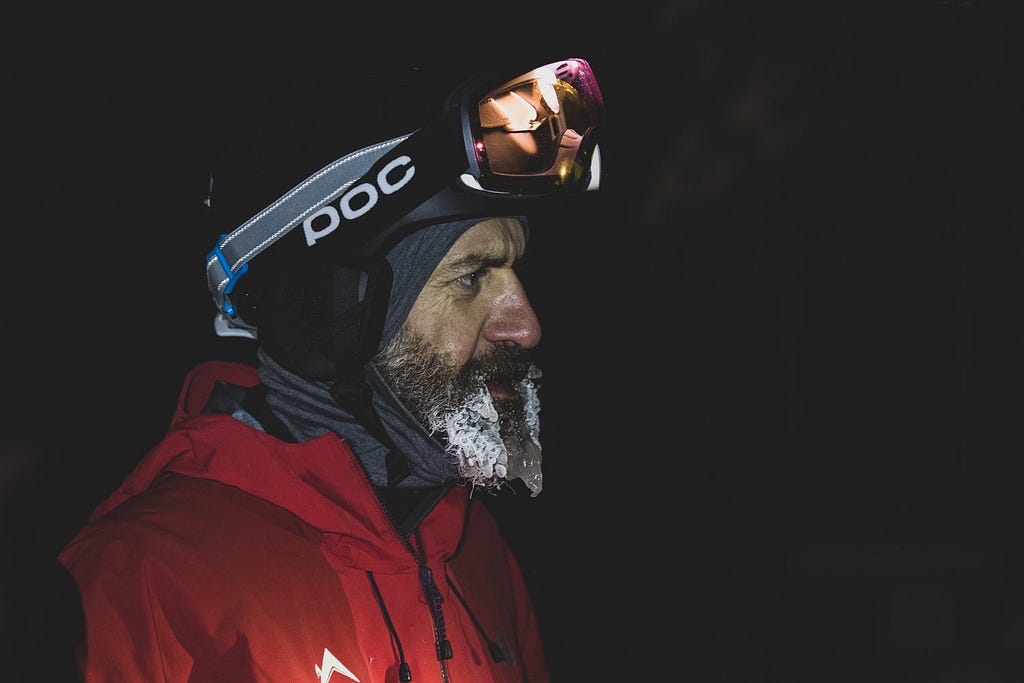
[374,328,543,496]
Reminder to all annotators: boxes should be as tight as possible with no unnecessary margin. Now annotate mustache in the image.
[462,345,537,385]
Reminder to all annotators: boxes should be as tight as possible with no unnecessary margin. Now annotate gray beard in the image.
[374,329,544,495]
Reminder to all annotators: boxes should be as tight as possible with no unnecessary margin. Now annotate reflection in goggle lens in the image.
[473,58,602,189]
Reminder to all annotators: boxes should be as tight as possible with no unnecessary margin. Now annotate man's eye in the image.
[456,270,485,288]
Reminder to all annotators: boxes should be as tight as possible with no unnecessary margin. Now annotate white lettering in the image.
[303,205,340,246]
[302,155,417,246]
[378,155,415,193]
[340,182,378,220]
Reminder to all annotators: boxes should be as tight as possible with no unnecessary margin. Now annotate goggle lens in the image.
[472,58,603,192]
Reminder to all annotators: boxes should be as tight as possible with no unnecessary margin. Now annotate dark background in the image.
[3,1,1024,680]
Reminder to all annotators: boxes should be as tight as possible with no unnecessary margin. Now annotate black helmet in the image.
[203,53,605,381]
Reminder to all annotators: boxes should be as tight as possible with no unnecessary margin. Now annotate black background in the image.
[3,2,1024,680]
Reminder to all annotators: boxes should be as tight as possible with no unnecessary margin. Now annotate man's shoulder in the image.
[59,473,316,575]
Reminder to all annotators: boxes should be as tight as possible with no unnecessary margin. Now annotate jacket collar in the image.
[90,361,470,570]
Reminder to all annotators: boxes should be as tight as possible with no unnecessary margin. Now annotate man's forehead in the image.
[442,217,527,263]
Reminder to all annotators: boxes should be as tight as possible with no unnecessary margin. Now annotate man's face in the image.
[374,217,545,495]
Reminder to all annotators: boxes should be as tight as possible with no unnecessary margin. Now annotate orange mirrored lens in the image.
[473,58,603,189]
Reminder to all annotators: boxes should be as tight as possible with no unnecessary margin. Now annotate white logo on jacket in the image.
[315,647,360,682]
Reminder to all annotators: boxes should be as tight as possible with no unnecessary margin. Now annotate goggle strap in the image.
[309,111,468,264]
[206,112,468,317]
[205,135,408,315]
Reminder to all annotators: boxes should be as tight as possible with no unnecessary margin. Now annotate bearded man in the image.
[56,53,604,682]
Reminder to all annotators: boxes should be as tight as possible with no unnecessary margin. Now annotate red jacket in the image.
[59,361,550,682]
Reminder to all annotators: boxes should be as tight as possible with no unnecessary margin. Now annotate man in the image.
[57,54,604,681]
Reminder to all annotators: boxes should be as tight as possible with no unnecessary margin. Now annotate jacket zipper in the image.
[411,530,453,683]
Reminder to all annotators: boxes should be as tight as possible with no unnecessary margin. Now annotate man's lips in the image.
[486,381,516,401]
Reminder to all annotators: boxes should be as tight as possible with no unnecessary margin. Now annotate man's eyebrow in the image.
[436,249,517,276]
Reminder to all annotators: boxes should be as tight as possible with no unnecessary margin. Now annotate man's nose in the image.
[483,275,542,350]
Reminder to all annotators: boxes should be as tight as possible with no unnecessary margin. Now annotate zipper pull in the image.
[418,566,453,660]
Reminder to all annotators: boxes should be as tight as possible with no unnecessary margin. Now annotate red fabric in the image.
[60,361,550,682]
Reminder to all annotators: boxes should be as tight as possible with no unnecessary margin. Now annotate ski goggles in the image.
[454,56,604,193]
[206,55,604,337]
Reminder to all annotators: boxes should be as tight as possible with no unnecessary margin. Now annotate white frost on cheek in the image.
[435,386,509,482]
[430,364,544,495]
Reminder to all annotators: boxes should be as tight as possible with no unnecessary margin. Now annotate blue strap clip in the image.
[206,233,249,317]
